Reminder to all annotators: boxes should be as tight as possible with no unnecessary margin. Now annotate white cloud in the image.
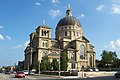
[49,10,61,18]
[105,39,120,50]
[12,40,29,49]
[112,0,120,4]
[12,45,23,49]
[6,36,11,40]
[77,13,85,19]
[24,40,30,47]
[96,5,104,11]
[80,14,85,18]
[111,4,120,14]
[51,0,59,3]
[35,2,41,6]
[0,25,4,29]
[0,34,4,40]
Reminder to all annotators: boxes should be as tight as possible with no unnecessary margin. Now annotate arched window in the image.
[80,44,85,59]
[71,53,75,61]
[41,30,44,36]
[42,42,44,47]
[65,31,67,36]
[74,31,75,36]
[69,31,71,36]
[77,32,79,36]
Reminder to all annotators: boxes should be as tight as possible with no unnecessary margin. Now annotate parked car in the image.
[22,70,29,75]
[29,70,35,75]
[15,71,25,78]
[115,70,120,78]
[5,71,11,74]
[91,68,99,72]
[85,68,93,72]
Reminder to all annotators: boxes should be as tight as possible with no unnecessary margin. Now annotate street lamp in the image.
[38,61,40,75]
[58,46,60,77]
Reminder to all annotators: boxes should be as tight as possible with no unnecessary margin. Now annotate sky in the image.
[0,0,120,67]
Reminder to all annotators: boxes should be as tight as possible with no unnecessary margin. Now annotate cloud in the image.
[51,0,59,3]
[0,25,4,29]
[96,4,104,11]
[49,10,61,18]
[110,0,120,14]
[13,45,23,49]
[112,0,120,4]
[6,36,11,40]
[80,14,85,18]
[24,40,30,47]
[105,39,120,50]
[35,2,41,6]
[111,4,120,14]
[0,34,5,40]
[12,40,29,49]
[77,13,85,19]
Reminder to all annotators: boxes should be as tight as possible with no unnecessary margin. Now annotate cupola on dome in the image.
[57,4,81,27]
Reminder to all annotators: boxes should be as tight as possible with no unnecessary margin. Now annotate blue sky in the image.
[0,0,120,67]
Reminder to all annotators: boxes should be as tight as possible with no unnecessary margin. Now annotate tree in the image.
[46,61,52,71]
[100,50,117,67]
[60,51,68,71]
[40,60,47,71]
[51,58,59,71]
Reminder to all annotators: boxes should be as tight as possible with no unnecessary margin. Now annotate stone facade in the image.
[24,5,96,71]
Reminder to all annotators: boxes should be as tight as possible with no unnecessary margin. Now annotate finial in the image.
[68,4,70,10]
[42,20,45,25]
[66,4,72,16]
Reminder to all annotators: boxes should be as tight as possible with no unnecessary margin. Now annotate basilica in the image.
[24,5,96,71]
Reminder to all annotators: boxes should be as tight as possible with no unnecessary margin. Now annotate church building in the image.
[24,5,96,71]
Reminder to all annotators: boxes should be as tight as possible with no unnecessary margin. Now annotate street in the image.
[0,73,120,80]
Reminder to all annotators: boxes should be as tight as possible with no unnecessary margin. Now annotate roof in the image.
[47,53,59,57]
[36,25,51,30]
[57,16,81,27]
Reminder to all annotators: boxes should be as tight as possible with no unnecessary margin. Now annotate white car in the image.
[22,70,29,75]
[92,68,99,71]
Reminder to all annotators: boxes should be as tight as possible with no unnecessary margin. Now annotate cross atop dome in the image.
[68,4,70,10]
[42,20,45,25]
[66,4,72,16]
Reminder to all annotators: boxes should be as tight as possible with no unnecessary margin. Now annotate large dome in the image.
[56,5,81,28]
[57,16,81,27]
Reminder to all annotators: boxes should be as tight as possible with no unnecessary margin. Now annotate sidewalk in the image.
[28,74,80,79]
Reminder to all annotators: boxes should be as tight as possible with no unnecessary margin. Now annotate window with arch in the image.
[71,63,75,69]
[77,32,79,36]
[80,44,85,59]
[65,31,67,36]
[71,52,76,61]
[74,31,75,36]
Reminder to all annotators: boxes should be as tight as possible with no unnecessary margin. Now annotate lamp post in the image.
[58,47,60,77]
[38,61,40,75]
[28,63,29,73]
[81,56,84,78]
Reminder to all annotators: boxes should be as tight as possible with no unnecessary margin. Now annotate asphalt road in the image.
[0,73,120,80]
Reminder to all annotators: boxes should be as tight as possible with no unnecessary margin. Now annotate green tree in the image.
[100,50,117,67]
[40,60,47,71]
[46,61,52,71]
[60,51,68,71]
[51,58,59,71]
